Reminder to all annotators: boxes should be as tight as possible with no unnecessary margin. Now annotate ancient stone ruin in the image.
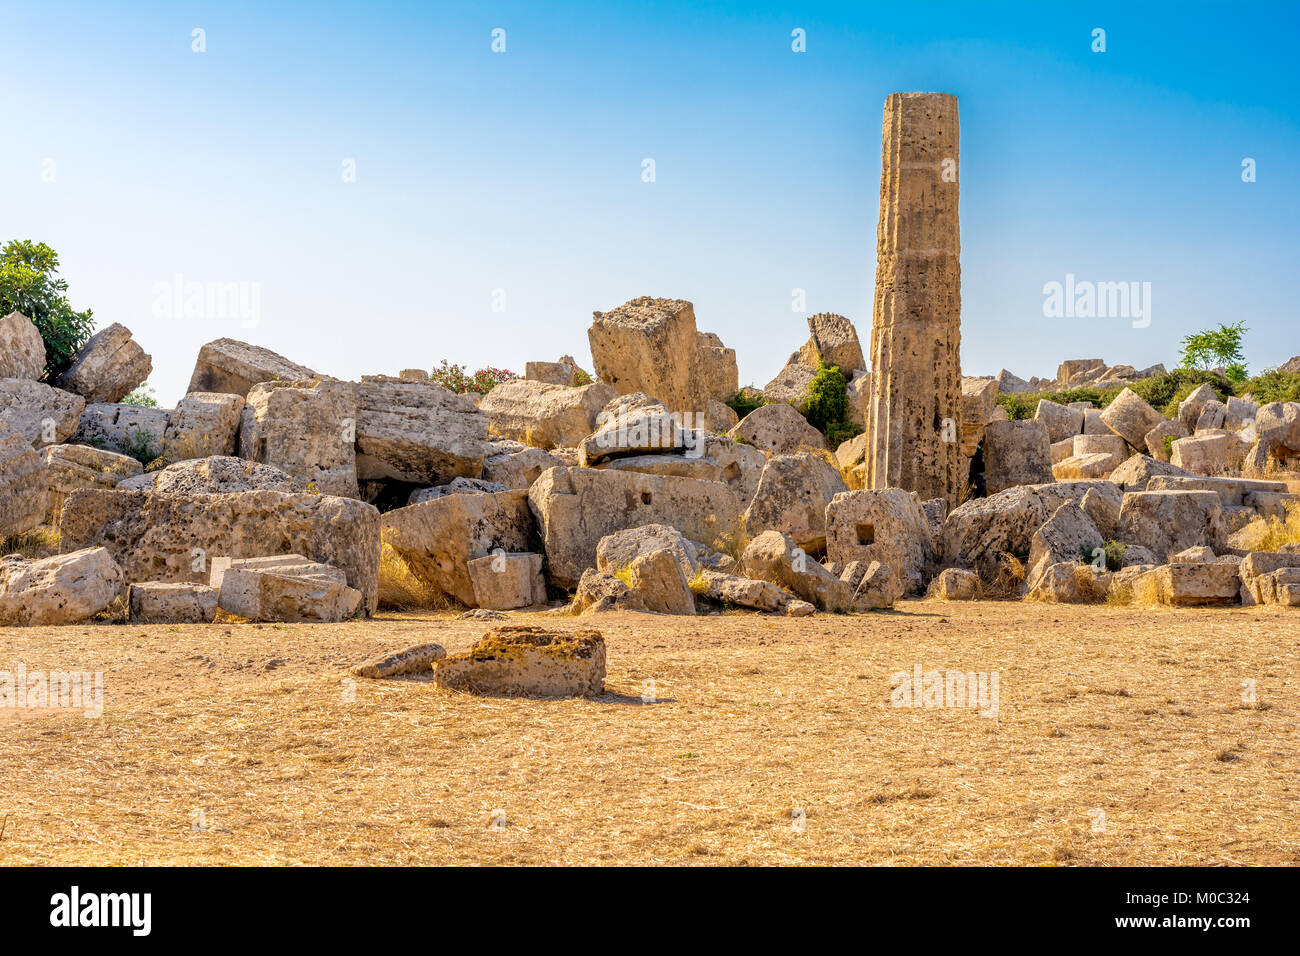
[866,92,963,506]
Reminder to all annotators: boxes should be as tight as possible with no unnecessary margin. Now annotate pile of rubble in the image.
[3,299,1300,628]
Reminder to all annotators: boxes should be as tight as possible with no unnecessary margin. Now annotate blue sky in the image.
[3,0,1297,404]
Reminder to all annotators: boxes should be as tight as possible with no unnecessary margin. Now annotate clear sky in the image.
[4,0,1297,405]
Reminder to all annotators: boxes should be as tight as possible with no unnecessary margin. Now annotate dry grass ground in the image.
[1,601,1296,866]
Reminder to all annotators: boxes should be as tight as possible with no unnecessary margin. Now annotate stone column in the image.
[866,92,963,505]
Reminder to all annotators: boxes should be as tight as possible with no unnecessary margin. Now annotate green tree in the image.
[1178,322,1248,383]
[0,240,96,380]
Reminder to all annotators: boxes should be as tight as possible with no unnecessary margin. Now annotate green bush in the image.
[0,239,95,380]
[1179,322,1247,379]
[995,387,1117,421]
[121,385,159,408]
[725,389,766,420]
[1238,369,1300,405]
[825,421,863,447]
[803,363,849,432]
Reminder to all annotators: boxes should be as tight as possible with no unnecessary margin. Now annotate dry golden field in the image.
[1,601,1296,866]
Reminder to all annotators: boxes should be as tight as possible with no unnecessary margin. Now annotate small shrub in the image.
[121,385,159,408]
[725,389,766,420]
[429,360,518,395]
[803,363,848,433]
[571,368,594,387]
[687,570,710,596]
[1080,539,1126,573]
[1239,369,1300,405]
[825,421,863,448]
[377,538,455,611]
[118,426,158,466]
[0,239,95,380]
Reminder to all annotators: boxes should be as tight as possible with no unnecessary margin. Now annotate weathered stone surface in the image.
[1144,562,1240,606]
[216,554,361,622]
[579,394,683,465]
[696,332,739,403]
[479,379,617,450]
[1171,545,1216,562]
[1052,453,1118,480]
[931,566,979,600]
[1170,433,1229,475]
[466,552,547,610]
[1144,418,1188,461]
[434,625,606,697]
[596,524,701,581]
[0,312,45,380]
[187,338,322,397]
[0,378,85,448]
[1240,552,1300,606]
[0,547,123,625]
[1108,454,1193,492]
[54,323,151,404]
[59,489,380,615]
[1056,359,1106,387]
[353,376,488,486]
[128,582,218,624]
[627,549,695,614]
[995,369,1032,394]
[1027,562,1106,603]
[525,358,583,386]
[743,454,846,554]
[381,489,537,606]
[569,568,648,615]
[846,369,871,429]
[1035,400,1083,443]
[528,466,740,589]
[825,488,933,595]
[961,377,1000,456]
[133,456,302,495]
[796,313,866,373]
[162,392,245,460]
[1026,502,1102,592]
[840,558,898,610]
[352,642,447,678]
[697,569,792,612]
[835,432,868,471]
[1081,408,1109,435]
[867,92,962,505]
[1100,387,1164,448]
[1195,401,1227,431]
[1050,437,1075,465]
[762,361,819,412]
[983,419,1053,493]
[941,481,1102,581]
[706,399,739,432]
[239,380,357,496]
[588,297,704,414]
[1177,383,1219,431]
[1244,402,1300,474]
[483,444,566,490]
[71,402,168,460]
[409,477,509,505]
[1118,490,1225,561]
[1080,484,1122,540]
[42,443,142,520]
[786,598,816,616]
[725,402,824,454]
[0,424,49,536]
[1224,396,1259,429]
[742,530,850,612]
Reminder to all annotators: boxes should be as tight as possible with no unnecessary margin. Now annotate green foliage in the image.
[1238,369,1300,405]
[571,367,594,387]
[1080,540,1125,573]
[121,384,159,408]
[995,387,1117,421]
[1128,368,1229,415]
[803,363,849,433]
[825,421,863,447]
[0,239,96,380]
[1178,322,1247,376]
[428,360,518,395]
[118,427,159,466]
[725,389,766,420]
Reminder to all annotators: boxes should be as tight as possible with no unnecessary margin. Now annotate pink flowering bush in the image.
[429,360,518,395]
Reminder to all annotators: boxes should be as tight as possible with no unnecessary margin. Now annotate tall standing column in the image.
[866,92,963,505]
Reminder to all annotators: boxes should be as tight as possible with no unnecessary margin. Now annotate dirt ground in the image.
[1,600,1296,866]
